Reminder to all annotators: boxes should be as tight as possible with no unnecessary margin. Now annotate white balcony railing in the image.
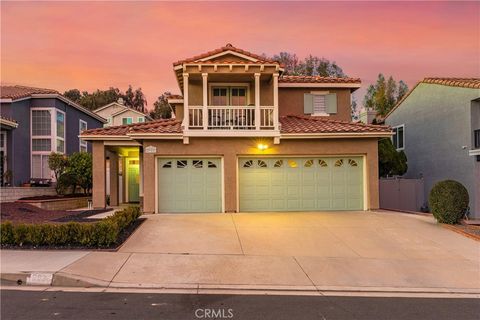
[188,106,276,130]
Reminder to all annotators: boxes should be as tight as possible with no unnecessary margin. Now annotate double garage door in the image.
[157,157,364,213]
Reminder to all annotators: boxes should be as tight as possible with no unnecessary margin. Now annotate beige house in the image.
[94,100,151,127]
[81,44,391,213]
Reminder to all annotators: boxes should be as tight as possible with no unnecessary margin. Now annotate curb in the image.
[2,272,479,297]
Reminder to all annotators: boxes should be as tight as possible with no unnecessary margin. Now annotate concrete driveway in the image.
[56,211,480,292]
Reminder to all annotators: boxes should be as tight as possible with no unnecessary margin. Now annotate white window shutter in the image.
[325,93,337,114]
[304,93,313,114]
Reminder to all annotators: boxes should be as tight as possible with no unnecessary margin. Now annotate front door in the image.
[127,159,140,203]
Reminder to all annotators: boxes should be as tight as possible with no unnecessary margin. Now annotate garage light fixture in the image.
[257,143,269,151]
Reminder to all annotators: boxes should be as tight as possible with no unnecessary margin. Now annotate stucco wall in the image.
[385,83,480,217]
[140,137,379,214]
[278,87,352,121]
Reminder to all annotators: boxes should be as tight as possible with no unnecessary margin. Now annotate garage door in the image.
[157,158,222,213]
[239,157,363,211]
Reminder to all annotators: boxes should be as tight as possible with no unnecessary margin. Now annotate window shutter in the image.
[325,93,337,114]
[304,93,314,114]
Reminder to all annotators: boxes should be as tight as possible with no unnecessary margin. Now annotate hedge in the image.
[429,180,469,224]
[0,206,141,247]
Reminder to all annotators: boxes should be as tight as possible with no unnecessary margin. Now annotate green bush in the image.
[0,206,141,247]
[429,180,469,224]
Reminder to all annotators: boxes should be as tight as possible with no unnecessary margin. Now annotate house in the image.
[94,99,151,127]
[81,44,391,213]
[385,78,480,218]
[0,85,106,186]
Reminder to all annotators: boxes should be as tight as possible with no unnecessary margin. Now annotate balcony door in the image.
[211,86,248,106]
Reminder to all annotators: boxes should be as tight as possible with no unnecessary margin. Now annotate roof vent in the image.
[225,43,233,48]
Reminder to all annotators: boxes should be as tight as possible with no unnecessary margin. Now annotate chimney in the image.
[359,109,378,124]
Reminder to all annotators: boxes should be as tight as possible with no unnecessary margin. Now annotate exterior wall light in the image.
[257,143,268,151]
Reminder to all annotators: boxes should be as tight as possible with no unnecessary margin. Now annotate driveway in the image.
[55,211,480,292]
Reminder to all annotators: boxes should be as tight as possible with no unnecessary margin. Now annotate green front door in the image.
[239,157,364,212]
[127,159,140,203]
[157,158,222,213]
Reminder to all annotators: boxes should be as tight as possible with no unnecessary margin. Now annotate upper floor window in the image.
[392,125,405,150]
[122,117,133,125]
[474,129,480,149]
[313,95,327,115]
[79,120,88,152]
[56,111,65,153]
[137,117,144,123]
[211,86,247,106]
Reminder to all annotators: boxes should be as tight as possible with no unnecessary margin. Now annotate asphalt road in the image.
[1,289,479,320]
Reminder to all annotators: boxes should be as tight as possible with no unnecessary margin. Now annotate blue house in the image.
[0,85,106,186]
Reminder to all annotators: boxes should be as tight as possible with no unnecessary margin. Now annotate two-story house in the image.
[385,78,480,218]
[81,44,391,213]
[94,99,151,127]
[0,85,105,186]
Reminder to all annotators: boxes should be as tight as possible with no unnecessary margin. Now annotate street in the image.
[1,289,479,320]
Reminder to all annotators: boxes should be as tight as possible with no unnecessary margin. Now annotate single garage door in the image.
[157,158,222,213]
[239,157,364,211]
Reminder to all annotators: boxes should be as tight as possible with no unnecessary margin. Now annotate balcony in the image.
[186,105,278,134]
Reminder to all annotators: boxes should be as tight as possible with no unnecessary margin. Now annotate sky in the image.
[1,1,479,110]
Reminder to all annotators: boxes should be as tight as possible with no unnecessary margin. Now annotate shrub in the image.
[378,138,408,177]
[0,206,141,247]
[67,152,93,194]
[429,180,469,224]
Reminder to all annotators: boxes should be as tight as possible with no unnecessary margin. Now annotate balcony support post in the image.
[273,73,279,131]
[183,72,189,129]
[202,73,208,130]
[254,73,261,130]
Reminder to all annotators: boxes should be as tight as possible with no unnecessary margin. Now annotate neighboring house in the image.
[81,43,391,213]
[94,100,151,127]
[385,78,480,218]
[0,85,106,186]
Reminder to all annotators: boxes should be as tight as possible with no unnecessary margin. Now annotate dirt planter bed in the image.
[16,195,90,211]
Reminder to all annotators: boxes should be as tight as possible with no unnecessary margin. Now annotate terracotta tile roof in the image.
[81,118,182,136]
[1,85,58,100]
[421,77,480,89]
[279,115,391,134]
[279,75,361,84]
[173,43,278,66]
[0,115,18,128]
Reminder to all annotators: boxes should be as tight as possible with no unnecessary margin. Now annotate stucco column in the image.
[368,142,380,210]
[254,73,261,130]
[92,141,106,208]
[273,73,279,130]
[183,73,189,129]
[108,151,119,206]
[139,147,144,208]
[143,151,156,214]
[202,73,208,130]
[223,153,237,213]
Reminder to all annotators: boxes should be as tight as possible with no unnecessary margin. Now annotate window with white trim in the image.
[31,109,53,179]
[392,125,405,150]
[137,117,144,123]
[56,111,65,153]
[79,120,88,152]
[122,117,133,125]
[313,94,327,115]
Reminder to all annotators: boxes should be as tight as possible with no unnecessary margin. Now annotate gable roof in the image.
[279,75,361,84]
[1,85,106,123]
[1,85,58,99]
[111,107,151,119]
[280,115,391,135]
[385,77,480,119]
[173,43,279,66]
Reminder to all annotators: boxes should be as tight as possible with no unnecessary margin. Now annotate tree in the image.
[48,152,69,194]
[351,97,359,121]
[269,52,346,77]
[63,89,82,103]
[378,138,408,177]
[150,92,172,119]
[67,152,93,194]
[363,74,409,116]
